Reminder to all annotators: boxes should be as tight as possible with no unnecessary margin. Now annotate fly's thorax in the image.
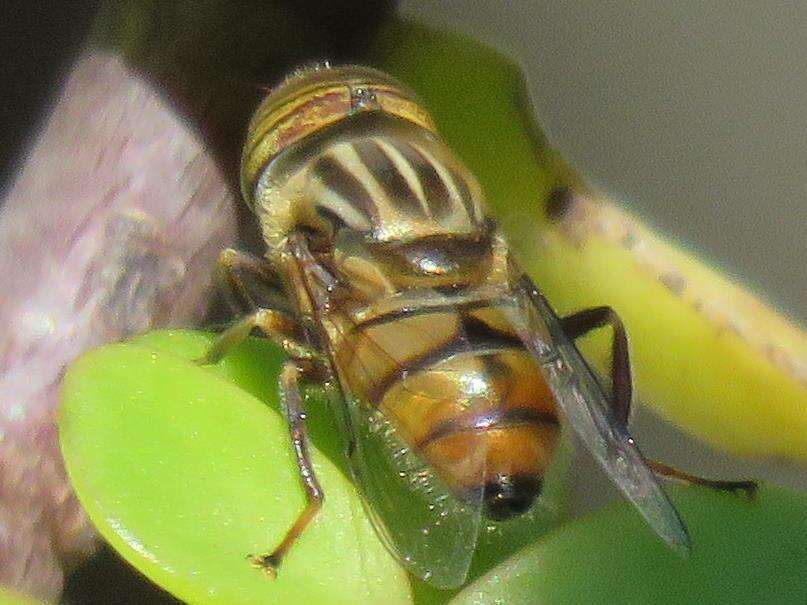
[331,227,497,300]
[243,66,431,252]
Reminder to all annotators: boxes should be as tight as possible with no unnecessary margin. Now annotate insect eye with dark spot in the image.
[482,474,542,521]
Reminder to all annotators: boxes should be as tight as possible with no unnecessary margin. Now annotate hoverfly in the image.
[200,65,754,589]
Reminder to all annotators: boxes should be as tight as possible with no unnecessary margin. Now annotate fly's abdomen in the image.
[330,301,561,518]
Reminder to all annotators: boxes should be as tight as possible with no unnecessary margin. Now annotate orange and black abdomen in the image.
[332,301,561,520]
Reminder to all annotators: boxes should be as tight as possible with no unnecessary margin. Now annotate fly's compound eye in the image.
[241,65,435,209]
[482,474,543,521]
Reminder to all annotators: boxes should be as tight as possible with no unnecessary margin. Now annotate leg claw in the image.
[248,553,279,579]
[724,480,758,499]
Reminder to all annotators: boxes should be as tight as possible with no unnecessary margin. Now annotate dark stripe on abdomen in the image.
[415,406,559,451]
[459,312,522,348]
[354,298,497,331]
[365,322,525,404]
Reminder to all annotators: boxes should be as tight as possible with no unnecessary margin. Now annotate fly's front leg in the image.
[249,359,325,577]
[218,247,278,293]
[214,247,289,317]
[284,232,340,314]
[197,248,317,364]
[206,237,331,575]
[561,306,757,497]
[200,245,327,576]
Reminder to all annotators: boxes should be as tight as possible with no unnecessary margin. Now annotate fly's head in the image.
[240,65,434,215]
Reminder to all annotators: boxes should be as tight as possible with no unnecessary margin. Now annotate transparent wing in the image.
[286,234,486,587]
[322,381,485,589]
[497,276,690,554]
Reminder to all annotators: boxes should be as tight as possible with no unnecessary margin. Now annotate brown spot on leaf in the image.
[659,272,686,296]
[544,186,574,222]
[621,231,638,249]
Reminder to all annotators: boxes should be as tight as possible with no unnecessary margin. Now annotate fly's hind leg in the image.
[561,306,757,497]
[249,359,325,577]
[643,459,756,497]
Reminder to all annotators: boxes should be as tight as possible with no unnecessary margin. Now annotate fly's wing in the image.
[319,319,487,589]
[284,234,485,586]
[498,276,690,554]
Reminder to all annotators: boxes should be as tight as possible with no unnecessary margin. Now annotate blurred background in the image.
[394,0,807,509]
[401,1,806,323]
[0,2,99,192]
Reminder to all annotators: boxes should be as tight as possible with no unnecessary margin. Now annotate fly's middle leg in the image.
[561,305,757,497]
[200,245,327,576]
[249,359,325,577]
[196,308,317,364]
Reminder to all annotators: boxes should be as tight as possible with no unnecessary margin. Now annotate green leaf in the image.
[60,329,570,602]
[60,330,411,605]
[451,484,807,605]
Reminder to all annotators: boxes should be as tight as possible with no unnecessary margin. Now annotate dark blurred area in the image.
[63,547,180,605]
[0,1,100,194]
[0,0,395,197]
